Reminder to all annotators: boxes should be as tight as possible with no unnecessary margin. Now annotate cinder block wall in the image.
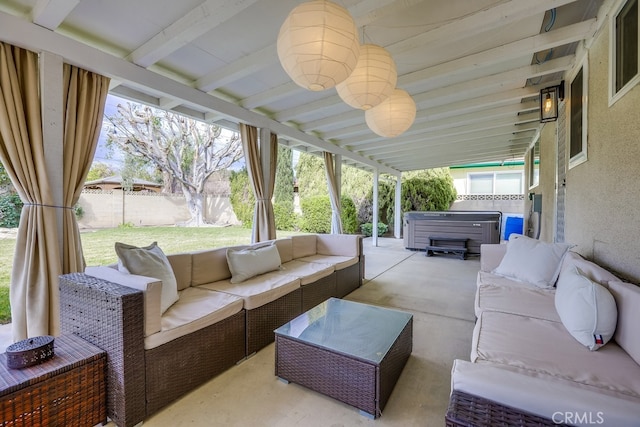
[77,190,239,228]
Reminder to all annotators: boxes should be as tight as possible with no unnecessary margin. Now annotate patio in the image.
[1,237,478,426]
[118,237,477,426]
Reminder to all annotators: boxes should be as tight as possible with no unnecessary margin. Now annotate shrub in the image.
[74,204,84,220]
[229,168,255,228]
[0,193,23,228]
[274,201,297,231]
[298,195,358,234]
[340,195,358,234]
[360,222,388,237]
[362,169,457,227]
[299,196,331,233]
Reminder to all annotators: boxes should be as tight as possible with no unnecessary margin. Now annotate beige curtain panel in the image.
[0,43,61,340]
[0,43,110,341]
[62,64,110,274]
[240,124,277,243]
[323,151,343,234]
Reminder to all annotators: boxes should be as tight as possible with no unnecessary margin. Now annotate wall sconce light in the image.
[540,82,564,123]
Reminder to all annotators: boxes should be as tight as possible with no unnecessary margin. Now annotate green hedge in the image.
[273,201,297,231]
[0,193,23,228]
[298,195,358,234]
[229,169,255,228]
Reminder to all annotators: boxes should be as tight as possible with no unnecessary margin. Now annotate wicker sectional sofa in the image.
[447,236,640,426]
[59,233,364,427]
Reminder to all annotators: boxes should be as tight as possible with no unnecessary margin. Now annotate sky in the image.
[93,94,125,167]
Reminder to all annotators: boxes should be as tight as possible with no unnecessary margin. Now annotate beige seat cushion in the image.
[471,311,640,400]
[145,287,243,350]
[296,254,358,271]
[275,260,334,285]
[199,272,300,310]
[475,283,559,322]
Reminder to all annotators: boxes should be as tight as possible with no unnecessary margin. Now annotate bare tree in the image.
[106,103,243,226]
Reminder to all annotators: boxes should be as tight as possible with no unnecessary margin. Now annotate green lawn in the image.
[0,226,302,324]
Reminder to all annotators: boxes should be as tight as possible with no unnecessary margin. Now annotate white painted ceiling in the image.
[0,0,605,174]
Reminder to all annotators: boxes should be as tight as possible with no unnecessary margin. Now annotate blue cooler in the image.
[504,216,524,240]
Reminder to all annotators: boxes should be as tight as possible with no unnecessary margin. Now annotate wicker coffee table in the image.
[275,298,412,418]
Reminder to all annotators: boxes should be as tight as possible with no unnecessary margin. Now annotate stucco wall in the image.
[536,20,640,282]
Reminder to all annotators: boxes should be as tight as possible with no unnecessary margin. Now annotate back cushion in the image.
[316,234,359,257]
[167,253,193,291]
[292,235,317,259]
[274,238,293,263]
[191,246,243,285]
[608,280,640,365]
[560,252,618,287]
[492,234,573,289]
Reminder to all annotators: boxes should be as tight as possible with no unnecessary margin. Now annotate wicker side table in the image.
[0,334,106,427]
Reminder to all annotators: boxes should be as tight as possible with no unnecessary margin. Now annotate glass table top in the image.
[275,298,412,364]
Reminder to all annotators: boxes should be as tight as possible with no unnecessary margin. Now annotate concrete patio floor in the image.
[0,237,479,426]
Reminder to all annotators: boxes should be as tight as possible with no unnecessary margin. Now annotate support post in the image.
[40,52,65,258]
[372,170,379,247]
[394,173,402,238]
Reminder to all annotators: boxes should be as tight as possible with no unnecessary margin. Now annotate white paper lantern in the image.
[277,0,360,91]
[336,44,397,110]
[365,89,416,137]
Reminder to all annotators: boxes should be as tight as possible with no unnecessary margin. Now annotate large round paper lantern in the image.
[277,0,360,91]
[336,44,397,110]
[365,89,416,137]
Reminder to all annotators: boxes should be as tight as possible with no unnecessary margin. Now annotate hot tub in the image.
[403,211,501,255]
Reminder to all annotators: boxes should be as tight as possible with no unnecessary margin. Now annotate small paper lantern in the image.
[336,44,397,110]
[277,0,360,91]
[365,89,416,137]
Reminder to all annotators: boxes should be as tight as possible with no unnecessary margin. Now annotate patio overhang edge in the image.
[0,11,400,176]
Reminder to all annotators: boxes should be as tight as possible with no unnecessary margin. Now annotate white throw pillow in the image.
[227,243,282,283]
[492,234,573,288]
[115,241,179,314]
[555,266,617,351]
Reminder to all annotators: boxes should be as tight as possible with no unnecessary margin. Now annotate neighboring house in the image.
[449,162,526,239]
[450,161,525,198]
[83,175,162,193]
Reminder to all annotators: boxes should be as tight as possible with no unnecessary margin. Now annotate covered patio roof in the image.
[0,0,604,174]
